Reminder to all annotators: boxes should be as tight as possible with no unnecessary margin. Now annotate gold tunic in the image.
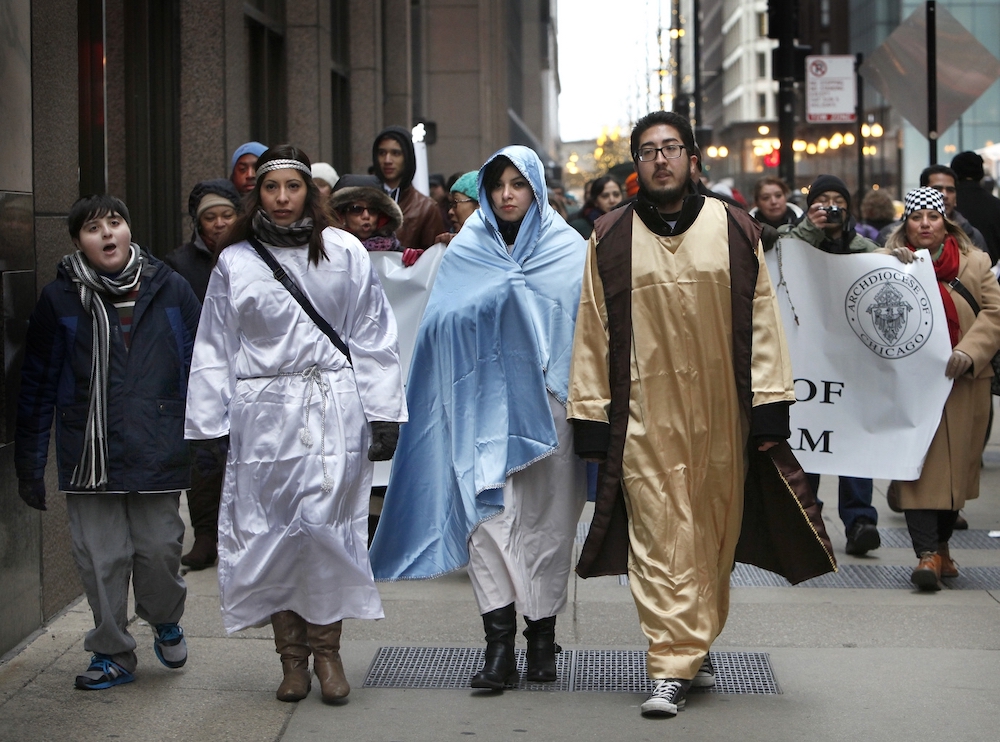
[568,200,793,679]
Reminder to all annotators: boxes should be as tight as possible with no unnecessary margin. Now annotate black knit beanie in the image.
[951,151,985,181]
[807,174,851,209]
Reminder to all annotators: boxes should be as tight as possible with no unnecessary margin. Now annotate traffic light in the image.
[772,43,812,82]
[767,0,799,42]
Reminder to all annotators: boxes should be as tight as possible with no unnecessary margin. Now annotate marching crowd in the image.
[13,110,1000,720]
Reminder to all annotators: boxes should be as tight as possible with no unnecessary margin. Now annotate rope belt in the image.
[240,365,336,492]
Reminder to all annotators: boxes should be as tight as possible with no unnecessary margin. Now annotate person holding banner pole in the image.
[779,174,882,556]
[885,187,1000,591]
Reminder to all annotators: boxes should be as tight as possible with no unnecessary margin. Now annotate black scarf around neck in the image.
[252,210,314,247]
[498,218,523,246]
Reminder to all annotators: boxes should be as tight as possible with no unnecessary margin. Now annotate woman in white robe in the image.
[185,146,406,704]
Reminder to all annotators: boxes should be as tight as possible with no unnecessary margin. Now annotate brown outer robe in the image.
[574,200,836,584]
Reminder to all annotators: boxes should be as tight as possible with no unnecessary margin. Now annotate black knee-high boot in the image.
[470,603,519,690]
[523,616,559,682]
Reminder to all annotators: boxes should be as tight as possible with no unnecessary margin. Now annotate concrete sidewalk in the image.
[3,445,1000,741]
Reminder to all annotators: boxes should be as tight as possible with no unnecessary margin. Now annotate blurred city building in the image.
[0,0,561,657]
[685,1,999,201]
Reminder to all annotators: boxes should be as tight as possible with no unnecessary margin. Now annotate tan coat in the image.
[897,248,1000,510]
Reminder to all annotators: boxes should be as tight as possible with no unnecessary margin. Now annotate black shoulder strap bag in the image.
[945,275,1000,395]
[248,235,352,364]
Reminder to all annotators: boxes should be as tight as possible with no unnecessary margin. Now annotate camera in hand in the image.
[820,205,844,226]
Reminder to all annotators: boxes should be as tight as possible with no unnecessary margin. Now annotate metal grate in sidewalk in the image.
[363,647,779,694]
[571,650,779,694]
[581,523,1000,589]
[730,563,1000,589]
[362,646,570,692]
[877,528,1000,549]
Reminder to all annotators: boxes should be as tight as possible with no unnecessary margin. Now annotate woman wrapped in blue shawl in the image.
[370,145,588,689]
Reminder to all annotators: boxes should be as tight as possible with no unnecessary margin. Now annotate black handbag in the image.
[248,235,352,364]
[945,276,1000,395]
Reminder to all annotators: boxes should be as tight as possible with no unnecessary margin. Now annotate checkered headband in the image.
[903,187,946,219]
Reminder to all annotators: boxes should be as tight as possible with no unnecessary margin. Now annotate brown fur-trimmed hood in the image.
[330,175,404,237]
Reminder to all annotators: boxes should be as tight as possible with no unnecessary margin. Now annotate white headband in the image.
[256,158,312,178]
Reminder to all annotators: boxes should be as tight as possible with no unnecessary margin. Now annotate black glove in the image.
[368,421,400,461]
[19,479,47,511]
[192,436,229,475]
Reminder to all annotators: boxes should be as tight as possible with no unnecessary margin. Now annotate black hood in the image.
[372,126,416,189]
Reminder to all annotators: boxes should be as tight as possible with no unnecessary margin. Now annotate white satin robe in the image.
[185,228,407,633]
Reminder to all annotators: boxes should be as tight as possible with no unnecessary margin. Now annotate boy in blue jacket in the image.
[15,195,202,690]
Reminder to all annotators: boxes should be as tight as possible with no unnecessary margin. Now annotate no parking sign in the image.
[806,55,857,123]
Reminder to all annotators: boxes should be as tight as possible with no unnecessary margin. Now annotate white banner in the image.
[764,239,953,480]
[368,243,447,486]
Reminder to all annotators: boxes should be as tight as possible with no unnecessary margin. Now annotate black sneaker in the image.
[691,655,716,688]
[641,678,689,717]
[845,518,880,556]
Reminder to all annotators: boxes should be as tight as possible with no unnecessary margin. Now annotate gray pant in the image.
[66,493,187,671]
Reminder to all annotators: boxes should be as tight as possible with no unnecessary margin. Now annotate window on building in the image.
[757,52,767,78]
[246,1,286,145]
[758,11,767,37]
[758,93,767,119]
[79,0,106,196]
[821,0,831,28]
[331,0,350,174]
[123,0,182,257]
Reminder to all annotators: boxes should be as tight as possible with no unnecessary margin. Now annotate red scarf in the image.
[909,235,961,347]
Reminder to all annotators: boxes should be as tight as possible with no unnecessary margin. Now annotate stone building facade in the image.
[0,0,560,657]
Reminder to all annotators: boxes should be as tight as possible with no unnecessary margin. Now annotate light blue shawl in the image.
[370,145,586,580]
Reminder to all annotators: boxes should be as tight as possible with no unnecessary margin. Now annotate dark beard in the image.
[639,172,692,210]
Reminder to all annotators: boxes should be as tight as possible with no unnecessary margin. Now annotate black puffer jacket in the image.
[15,253,202,492]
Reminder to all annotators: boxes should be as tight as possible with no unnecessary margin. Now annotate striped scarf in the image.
[60,243,145,489]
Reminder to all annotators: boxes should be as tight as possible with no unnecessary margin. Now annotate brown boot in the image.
[910,552,943,591]
[307,621,350,702]
[938,542,959,578]
[272,611,311,701]
[181,534,218,570]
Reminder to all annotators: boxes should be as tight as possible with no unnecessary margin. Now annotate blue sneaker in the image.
[153,623,188,669]
[75,654,135,690]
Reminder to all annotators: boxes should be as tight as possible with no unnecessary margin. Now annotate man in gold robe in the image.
[567,111,797,718]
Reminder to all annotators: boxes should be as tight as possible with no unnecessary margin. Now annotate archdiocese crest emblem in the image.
[866,283,912,345]
[845,268,933,359]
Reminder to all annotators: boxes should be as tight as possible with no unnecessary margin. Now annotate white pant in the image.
[467,395,586,619]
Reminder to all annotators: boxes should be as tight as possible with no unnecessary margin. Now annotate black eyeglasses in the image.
[636,144,686,162]
[448,198,476,209]
[341,204,375,215]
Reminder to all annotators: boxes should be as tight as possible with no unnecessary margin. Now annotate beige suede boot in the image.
[307,620,350,702]
[271,611,311,701]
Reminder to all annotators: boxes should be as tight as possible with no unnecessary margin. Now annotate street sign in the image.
[805,55,857,123]
[859,3,1000,138]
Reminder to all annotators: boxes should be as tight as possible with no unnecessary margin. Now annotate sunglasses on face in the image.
[342,204,375,215]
